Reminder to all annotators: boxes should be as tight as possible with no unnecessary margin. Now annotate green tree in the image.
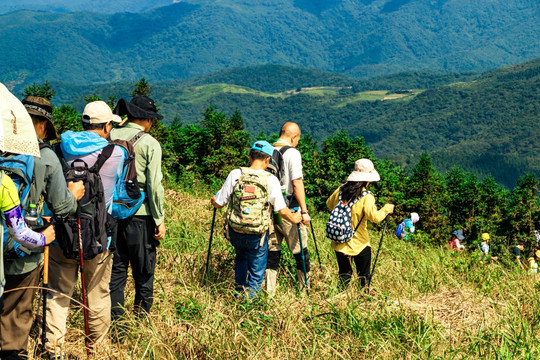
[52,105,82,134]
[22,81,55,100]
[131,77,151,97]
[405,153,448,243]
[506,174,540,247]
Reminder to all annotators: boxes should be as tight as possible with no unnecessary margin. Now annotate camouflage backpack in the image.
[227,167,271,235]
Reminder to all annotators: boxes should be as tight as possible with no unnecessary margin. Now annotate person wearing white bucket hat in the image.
[326,159,394,287]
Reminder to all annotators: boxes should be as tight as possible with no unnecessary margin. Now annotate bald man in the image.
[264,122,311,293]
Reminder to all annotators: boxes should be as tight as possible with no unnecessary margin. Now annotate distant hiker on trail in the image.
[0,96,84,360]
[479,233,498,261]
[0,172,56,310]
[110,96,165,324]
[45,101,127,356]
[527,250,539,274]
[326,159,394,288]
[264,122,311,293]
[396,212,419,241]
[211,141,301,298]
[448,230,465,251]
[510,243,525,269]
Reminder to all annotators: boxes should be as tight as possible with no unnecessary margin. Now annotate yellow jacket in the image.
[326,186,393,256]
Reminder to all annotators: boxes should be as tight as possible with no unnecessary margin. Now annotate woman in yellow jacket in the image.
[326,159,394,287]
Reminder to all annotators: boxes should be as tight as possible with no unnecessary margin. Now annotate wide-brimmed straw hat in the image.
[114,96,163,120]
[346,158,380,182]
[22,95,59,141]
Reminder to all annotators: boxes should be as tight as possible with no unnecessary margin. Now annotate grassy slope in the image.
[31,187,540,359]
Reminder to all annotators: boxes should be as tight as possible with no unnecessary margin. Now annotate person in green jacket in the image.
[109,96,166,324]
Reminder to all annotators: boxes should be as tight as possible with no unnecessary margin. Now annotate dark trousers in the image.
[0,266,41,358]
[335,246,371,287]
[110,216,157,322]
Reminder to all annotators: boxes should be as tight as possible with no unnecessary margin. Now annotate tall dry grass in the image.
[28,187,540,359]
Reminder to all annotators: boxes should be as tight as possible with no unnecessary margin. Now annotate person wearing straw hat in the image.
[527,250,539,274]
[0,96,84,360]
[326,159,394,287]
[109,96,165,324]
[44,101,127,357]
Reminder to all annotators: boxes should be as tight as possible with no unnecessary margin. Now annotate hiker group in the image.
[0,84,165,359]
[211,123,395,298]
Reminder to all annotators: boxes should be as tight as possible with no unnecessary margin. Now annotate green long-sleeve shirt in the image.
[110,122,165,225]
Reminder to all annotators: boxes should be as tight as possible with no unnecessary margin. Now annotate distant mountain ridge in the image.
[44,59,540,188]
[1,0,538,87]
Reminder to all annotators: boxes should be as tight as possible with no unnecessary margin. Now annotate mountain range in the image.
[41,58,540,188]
[1,0,539,88]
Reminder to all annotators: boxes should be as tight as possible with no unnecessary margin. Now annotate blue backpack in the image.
[0,153,40,258]
[395,220,406,239]
[110,135,145,219]
[326,188,369,243]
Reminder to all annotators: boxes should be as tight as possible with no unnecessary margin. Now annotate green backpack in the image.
[227,167,270,235]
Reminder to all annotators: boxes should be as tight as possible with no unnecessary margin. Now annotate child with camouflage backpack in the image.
[211,141,301,299]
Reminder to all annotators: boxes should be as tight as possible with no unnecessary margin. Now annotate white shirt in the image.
[215,168,287,211]
[274,140,303,197]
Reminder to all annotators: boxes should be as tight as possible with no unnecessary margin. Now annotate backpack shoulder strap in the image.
[39,142,52,151]
[90,144,115,173]
[351,190,371,232]
[53,143,70,173]
[278,145,292,155]
[128,131,148,147]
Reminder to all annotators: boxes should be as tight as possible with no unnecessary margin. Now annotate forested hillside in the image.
[1,0,538,88]
[31,59,540,188]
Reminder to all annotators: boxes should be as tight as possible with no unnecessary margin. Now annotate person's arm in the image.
[278,207,302,224]
[144,141,166,239]
[268,175,301,224]
[292,178,310,224]
[363,194,394,223]
[0,174,54,247]
[516,255,525,269]
[3,206,55,247]
[41,148,81,216]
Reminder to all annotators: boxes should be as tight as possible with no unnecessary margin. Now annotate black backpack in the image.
[266,145,292,182]
[54,144,115,260]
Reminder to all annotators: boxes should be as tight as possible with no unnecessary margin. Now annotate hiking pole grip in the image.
[204,208,217,284]
[368,215,389,289]
[77,218,90,357]
[309,221,322,269]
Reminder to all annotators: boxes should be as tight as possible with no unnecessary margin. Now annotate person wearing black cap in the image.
[109,96,165,323]
[0,97,84,360]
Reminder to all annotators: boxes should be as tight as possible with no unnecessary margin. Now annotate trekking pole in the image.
[41,245,49,354]
[77,218,91,357]
[297,223,309,294]
[309,221,322,269]
[367,215,389,290]
[204,207,217,284]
